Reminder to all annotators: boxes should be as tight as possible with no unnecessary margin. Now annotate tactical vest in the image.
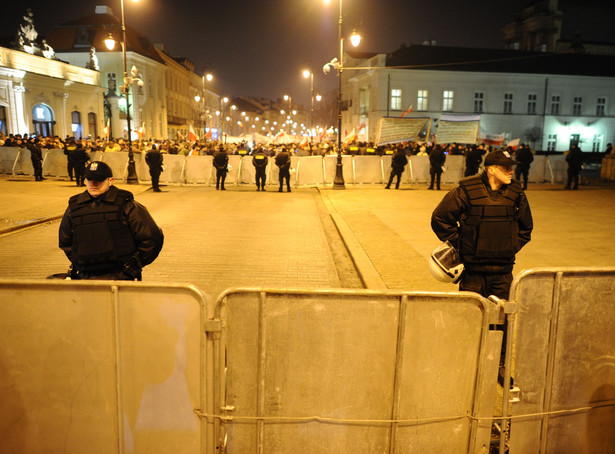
[69,189,136,273]
[459,175,523,259]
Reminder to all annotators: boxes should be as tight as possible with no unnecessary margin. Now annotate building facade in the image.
[343,45,615,152]
[0,45,105,139]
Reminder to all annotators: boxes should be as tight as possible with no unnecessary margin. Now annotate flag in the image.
[188,124,198,142]
[299,136,308,148]
[137,125,144,139]
[400,105,413,118]
[103,118,110,138]
[479,133,506,146]
[342,128,357,146]
[507,138,520,150]
[205,130,213,140]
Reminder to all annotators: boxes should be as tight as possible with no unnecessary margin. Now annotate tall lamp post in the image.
[303,69,321,153]
[323,0,361,189]
[194,73,213,139]
[104,0,142,184]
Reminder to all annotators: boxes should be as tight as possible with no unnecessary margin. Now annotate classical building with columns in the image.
[0,45,105,139]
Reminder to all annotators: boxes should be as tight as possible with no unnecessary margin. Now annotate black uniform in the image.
[213,148,229,190]
[514,145,534,190]
[464,146,484,177]
[72,144,89,186]
[59,185,164,280]
[64,142,76,180]
[275,149,291,192]
[385,148,408,189]
[428,145,446,190]
[565,145,584,189]
[252,149,268,191]
[145,146,164,192]
[27,140,44,181]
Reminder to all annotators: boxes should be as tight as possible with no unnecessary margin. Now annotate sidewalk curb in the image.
[318,189,387,290]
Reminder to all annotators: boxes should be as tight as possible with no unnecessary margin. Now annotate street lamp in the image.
[323,0,361,189]
[194,72,213,139]
[104,0,142,184]
[303,69,322,152]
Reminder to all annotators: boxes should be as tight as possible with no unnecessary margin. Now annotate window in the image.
[504,93,513,114]
[573,96,582,116]
[443,90,454,112]
[527,94,537,114]
[474,92,484,113]
[592,135,602,152]
[88,112,97,138]
[547,134,557,152]
[550,95,560,115]
[417,90,428,111]
[390,89,402,111]
[597,97,606,116]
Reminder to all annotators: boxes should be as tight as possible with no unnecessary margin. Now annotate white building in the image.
[0,45,105,139]
[343,45,615,152]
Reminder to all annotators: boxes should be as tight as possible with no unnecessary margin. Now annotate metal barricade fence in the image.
[205,288,503,454]
[507,268,615,454]
[0,279,212,454]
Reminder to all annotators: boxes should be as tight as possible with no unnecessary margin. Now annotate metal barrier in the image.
[507,268,615,454]
[0,279,212,454]
[207,288,502,453]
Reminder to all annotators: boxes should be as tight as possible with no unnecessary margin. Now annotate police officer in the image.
[64,138,77,181]
[252,146,268,191]
[564,144,584,190]
[463,144,484,177]
[514,143,534,190]
[58,161,164,280]
[72,140,90,187]
[27,137,44,181]
[431,150,533,380]
[213,145,229,190]
[275,147,291,192]
[145,143,164,192]
[384,146,408,189]
[428,144,446,190]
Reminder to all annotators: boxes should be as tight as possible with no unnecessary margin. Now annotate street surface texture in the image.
[1,176,614,301]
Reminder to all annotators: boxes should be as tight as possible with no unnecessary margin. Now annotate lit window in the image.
[390,89,402,111]
[443,90,454,112]
[417,90,428,111]
[547,134,557,152]
[550,95,560,115]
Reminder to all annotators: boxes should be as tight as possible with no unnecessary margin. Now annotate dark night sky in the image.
[2,0,532,107]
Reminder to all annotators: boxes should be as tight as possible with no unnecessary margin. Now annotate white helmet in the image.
[429,241,464,283]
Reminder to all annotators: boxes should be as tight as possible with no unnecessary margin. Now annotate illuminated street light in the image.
[194,72,213,140]
[104,0,143,183]
[323,0,362,189]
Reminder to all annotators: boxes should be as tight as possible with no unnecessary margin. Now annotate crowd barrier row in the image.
[0,147,573,186]
[1,267,614,453]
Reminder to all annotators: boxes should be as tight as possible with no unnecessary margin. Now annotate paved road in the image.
[1,176,614,301]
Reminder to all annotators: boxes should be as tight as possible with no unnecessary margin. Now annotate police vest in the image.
[459,175,523,259]
[69,189,136,272]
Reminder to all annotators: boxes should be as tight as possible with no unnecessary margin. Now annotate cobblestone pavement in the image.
[1,176,614,300]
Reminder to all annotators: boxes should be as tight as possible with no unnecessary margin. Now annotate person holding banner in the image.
[384,146,408,190]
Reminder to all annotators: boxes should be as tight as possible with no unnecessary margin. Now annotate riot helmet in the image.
[429,240,464,284]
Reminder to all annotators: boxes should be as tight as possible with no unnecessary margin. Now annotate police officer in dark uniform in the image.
[464,144,484,177]
[27,138,44,181]
[428,144,446,190]
[252,146,268,191]
[514,143,534,190]
[72,140,90,187]
[431,150,533,380]
[275,147,291,192]
[145,143,164,192]
[213,145,229,190]
[564,144,584,190]
[64,138,77,181]
[59,161,163,280]
[384,146,408,189]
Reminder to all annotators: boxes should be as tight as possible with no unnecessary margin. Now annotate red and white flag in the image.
[400,105,413,118]
[342,128,357,146]
[507,138,520,150]
[205,129,213,140]
[299,136,309,148]
[103,118,110,138]
[188,124,198,142]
